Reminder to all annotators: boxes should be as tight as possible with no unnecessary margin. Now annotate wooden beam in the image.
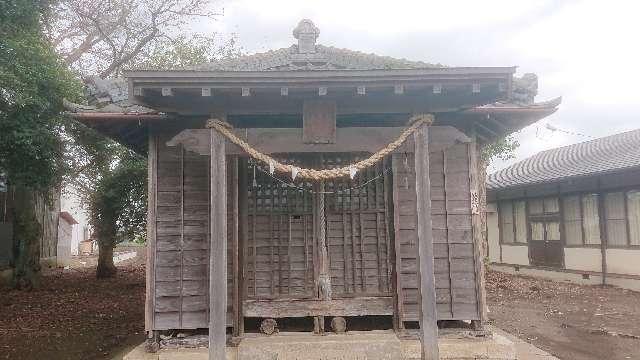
[243,297,393,318]
[413,120,439,360]
[167,126,470,156]
[139,88,504,116]
[125,66,516,82]
[145,135,157,334]
[474,121,499,139]
[486,117,508,132]
[209,128,227,360]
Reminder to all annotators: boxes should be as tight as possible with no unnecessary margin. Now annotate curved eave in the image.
[67,112,169,154]
[461,97,562,142]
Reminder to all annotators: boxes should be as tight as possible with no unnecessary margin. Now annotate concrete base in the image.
[124,329,517,360]
[491,264,640,292]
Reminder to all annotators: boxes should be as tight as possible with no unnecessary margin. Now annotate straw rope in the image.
[206,114,433,181]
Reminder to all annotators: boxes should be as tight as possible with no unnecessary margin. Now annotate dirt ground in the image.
[0,253,146,360]
[3,257,640,360]
[487,270,640,360]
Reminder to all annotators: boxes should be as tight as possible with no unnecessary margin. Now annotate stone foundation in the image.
[124,329,516,360]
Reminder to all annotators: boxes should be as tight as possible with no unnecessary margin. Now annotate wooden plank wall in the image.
[153,135,234,330]
[393,142,479,323]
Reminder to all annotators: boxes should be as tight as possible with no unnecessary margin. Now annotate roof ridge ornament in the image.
[293,19,320,54]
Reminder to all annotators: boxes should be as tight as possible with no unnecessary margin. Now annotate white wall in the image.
[564,247,602,272]
[61,189,89,256]
[606,249,640,276]
[57,220,73,266]
[501,244,530,266]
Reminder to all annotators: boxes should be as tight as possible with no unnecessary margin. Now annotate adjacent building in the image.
[487,129,640,291]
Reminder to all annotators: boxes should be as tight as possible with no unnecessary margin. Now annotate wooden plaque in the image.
[303,100,336,144]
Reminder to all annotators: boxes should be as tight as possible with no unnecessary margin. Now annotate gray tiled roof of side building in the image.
[487,128,640,190]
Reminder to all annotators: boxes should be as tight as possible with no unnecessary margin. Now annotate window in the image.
[531,222,544,241]
[544,197,560,214]
[582,195,601,245]
[527,197,560,243]
[514,201,527,243]
[499,201,514,244]
[562,194,601,246]
[605,192,627,246]
[499,200,527,244]
[529,198,544,215]
[546,222,561,241]
[563,196,582,245]
[627,190,640,246]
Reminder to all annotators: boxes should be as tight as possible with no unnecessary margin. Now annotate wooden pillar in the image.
[413,121,439,360]
[391,154,406,331]
[317,179,331,300]
[230,157,241,338]
[145,134,157,335]
[209,128,227,360]
[237,158,248,336]
[597,178,608,286]
[468,134,488,328]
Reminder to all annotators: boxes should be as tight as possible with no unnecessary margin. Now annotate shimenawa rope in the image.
[206,114,433,181]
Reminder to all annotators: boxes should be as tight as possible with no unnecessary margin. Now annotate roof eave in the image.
[123,66,517,80]
[487,164,640,197]
[67,112,167,121]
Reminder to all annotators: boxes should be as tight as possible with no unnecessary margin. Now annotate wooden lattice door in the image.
[323,154,393,297]
[245,155,316,300]
[243,153,394,303]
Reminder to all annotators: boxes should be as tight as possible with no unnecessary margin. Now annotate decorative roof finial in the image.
[293,19,320,54]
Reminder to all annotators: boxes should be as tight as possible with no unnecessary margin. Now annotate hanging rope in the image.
[206,114,433,181]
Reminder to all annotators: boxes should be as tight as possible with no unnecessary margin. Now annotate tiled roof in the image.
[63,77,157,115]
[487,128,640,190]
[189,45,443,71]
[187,19,443,72]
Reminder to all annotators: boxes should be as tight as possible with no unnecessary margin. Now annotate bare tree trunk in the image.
[96,242,117,278]
[12,186,42,290]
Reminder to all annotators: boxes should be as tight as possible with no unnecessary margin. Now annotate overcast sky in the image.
[198,0,640,173]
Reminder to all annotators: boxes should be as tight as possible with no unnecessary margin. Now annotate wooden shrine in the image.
[68,19,561,360]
